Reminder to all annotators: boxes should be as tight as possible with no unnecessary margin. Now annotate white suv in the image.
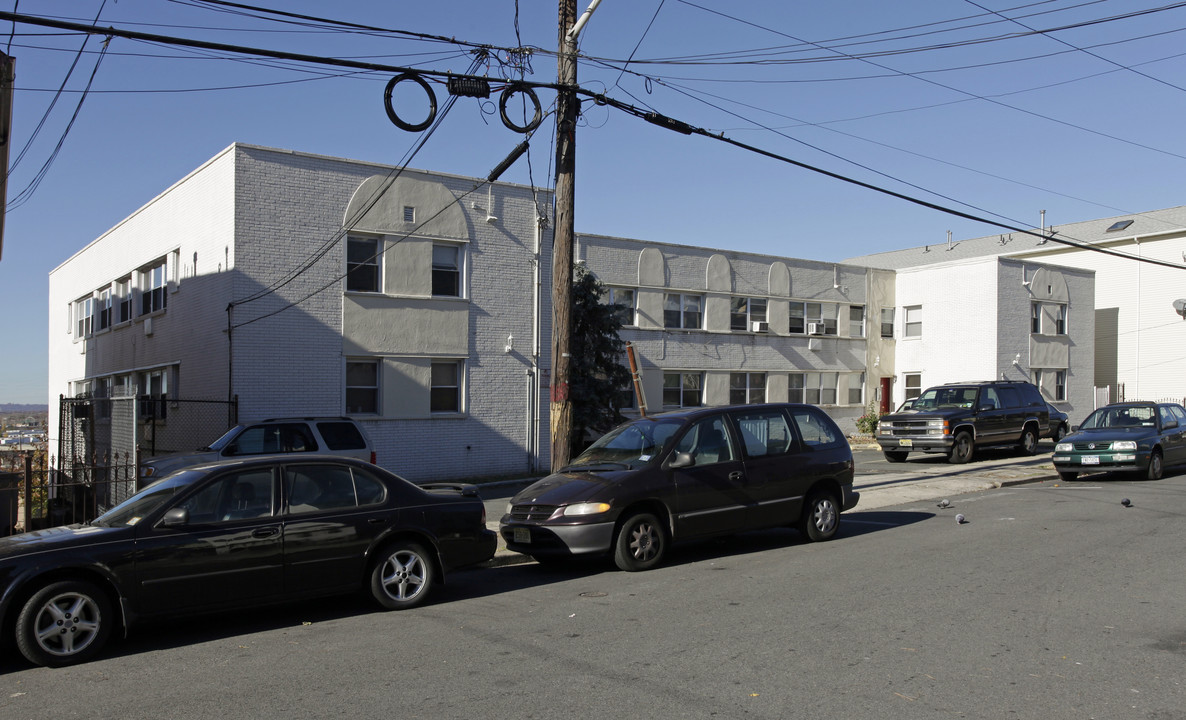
[140,417,374,480]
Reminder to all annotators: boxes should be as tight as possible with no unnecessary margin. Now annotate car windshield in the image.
[567,417,685,469]
[92,470,203,527]
[205,425,245,451]
[1081,406,1157,430]
[911,386,978,410]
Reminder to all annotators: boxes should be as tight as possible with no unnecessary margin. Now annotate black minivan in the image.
[500,403,858,571]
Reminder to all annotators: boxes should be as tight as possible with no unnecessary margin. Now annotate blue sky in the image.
[1,0,1185,404]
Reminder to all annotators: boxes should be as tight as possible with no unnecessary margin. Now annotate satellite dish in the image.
[1174,298,1186,318]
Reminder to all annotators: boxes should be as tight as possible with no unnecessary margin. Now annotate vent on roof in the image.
[1106,219,1134,233]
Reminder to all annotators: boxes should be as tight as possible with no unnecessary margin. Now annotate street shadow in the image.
[1062,464,1186,483]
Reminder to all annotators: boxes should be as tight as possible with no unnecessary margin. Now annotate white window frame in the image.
[663,293,703,330]
[663,371,703,408]
[730,297,768,331]
[431,243,463,298]
[904,305,922,338]
[880,307,894,338]
[1055,370,1066,400]
[849,305,865,338]
[849,372,865,405]
[75,296,94,338]
[729,372,767,405]
[604,287,637,326]
[430,359,464,413]
[904,373,922,399]
[1031,302,1041,334]
[345,359,380,415]
[140,259,168,315]
[1055,304,1067,335]
[346,235,382,293]
[96,288,112,332]
[789,302,836,335]
[116,277,133,325]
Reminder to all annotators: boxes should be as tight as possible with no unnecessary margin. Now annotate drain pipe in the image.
[527,214,545,473]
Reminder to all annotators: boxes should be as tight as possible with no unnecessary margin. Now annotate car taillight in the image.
[480,506,487,525]
[370,451,376,465]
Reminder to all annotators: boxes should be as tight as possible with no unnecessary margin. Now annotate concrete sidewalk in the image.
[475,453,1059,568]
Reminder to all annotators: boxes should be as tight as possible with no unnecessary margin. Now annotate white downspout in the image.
[527,215,544,473]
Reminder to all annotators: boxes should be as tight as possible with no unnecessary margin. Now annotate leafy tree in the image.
[569,264,633,456]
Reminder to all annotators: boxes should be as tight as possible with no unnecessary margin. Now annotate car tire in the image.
[1057,470,1078,482]
[613,512,666,572]
[1146,449,1163,481]
[16,579,113,668]
[1054,423,1068,442]
[883,451,908,463]
[799,489,840,542]
[949,432,974,464]
[370,542,434,610]
[1018,426,1039,456]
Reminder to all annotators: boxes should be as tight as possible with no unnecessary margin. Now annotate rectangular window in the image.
[345,360,379,414]
[664,294,702,330]
[904,305,922,338]
[116,278,132,324]
[97,289,112,331]
[139,369,169,420]
[880,308,895,338]
[849,305,865,338]
[403,206,416,223]
[904,373,922,400]
[1055,304,1067,335]
[1031,302,1041,334]
[76,296,93,337]
[663,372,702,408]
[604,287,636,326]
[729,372,766,405]
[141,260,168,315]
[1055,370,1066,401]
[788,373,805,403]
[791,302,836,335]
[802,372,838,405]
[432,244,461,297]
[430,360,462,413]
[849,372,865,405]
[346,236,381,293]
[730,298,768,331]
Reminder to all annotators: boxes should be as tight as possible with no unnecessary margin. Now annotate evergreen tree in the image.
[569,264,633,457]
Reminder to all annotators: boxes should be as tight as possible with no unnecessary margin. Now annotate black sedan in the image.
[0,455,495,667]
[500,403,858,571]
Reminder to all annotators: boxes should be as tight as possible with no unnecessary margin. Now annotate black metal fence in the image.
[0,395,238,538]
[0,451,141,536]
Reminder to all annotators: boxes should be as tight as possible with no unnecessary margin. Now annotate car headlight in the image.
[562,502,612,517]
[1055,442,1073,452]
[505,502,514,515]
[1112,441,1138,451]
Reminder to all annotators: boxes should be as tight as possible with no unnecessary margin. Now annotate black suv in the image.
[876,381,1049,464]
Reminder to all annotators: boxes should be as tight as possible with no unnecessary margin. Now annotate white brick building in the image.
[48,144,1097,481]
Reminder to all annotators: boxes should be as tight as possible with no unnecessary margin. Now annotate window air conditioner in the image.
[751,321,769,333]
[807,322,825,335]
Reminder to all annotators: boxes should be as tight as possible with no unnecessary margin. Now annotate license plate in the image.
[513,527,531,544]
[1081,456,1100,465]
[899,438,913,447]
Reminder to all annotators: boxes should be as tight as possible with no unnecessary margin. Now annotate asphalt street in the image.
[3,442,1184,719]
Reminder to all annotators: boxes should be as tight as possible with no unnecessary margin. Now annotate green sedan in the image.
[1053,401,1186,481]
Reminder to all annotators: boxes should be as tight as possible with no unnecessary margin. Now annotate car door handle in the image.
[368,517,385,525]
[729,471,744,483]
[252,526,280,538]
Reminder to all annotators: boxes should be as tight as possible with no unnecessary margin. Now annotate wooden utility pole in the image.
[550,0,579,470]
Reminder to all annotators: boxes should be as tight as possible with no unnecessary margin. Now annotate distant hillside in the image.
[0,404,49,413]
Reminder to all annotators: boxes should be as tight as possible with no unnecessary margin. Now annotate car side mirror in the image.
[1071,425,1079,432]
[161,508,189,528]
[665,452,694,470]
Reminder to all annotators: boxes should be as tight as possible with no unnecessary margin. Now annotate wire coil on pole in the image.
[498,83,542,134]
[384,73,437,132]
